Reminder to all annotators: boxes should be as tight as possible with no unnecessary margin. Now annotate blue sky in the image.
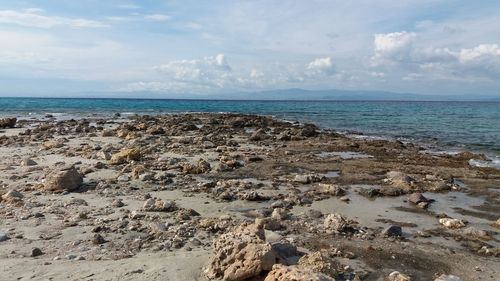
[0,0,499,97]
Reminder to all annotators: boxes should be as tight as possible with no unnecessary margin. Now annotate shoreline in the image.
[0,113,499,280]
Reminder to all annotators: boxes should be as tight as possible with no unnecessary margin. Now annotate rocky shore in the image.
[0,113,498,281]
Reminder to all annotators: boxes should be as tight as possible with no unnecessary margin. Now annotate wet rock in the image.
[264,264,334,281]
[31,247,43,257]
[439,218,466,229]
[205,220,277,281]
[0,117,16,128]
[358,187,380,198]
[109,148,141,165]
[44,166,83,192]
[382,225,402,237]
[183,159,211,174]
[386,171,415,187]
[434,274,463,281]
[387,271,411,281]
[317,184,345,196]
[1,190,24,203]
[407,193,429,205]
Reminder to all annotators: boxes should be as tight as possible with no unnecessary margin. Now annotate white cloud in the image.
[306,56,335,76]
[0,9,108,29]
[144,14,171,22]
[371,31,416,65]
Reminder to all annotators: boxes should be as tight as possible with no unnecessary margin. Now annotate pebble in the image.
[31,247,43,257]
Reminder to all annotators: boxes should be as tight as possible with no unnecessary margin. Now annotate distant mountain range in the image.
[3,88,499,101]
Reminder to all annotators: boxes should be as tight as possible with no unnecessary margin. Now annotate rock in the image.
[462,227,490,239]
[31,247,43,257]
[407,193,429,204]
[249,129,268,141]
[44,166,83,192]
[0,117,16,128]
[109,148,141,165]
[92,234,106,244]
[205,220,277,281]
[491,218,500,229]
[386,171,415,187]
[387,271,411,281]
[294,174,321,184]
[1,190,24,203]
[112,199,125,207]
[97,151,111,160]
[382,225,402,237]
[434,274,463,281]
[324,213,348,232]
[300,124,318,137]
[143,198,177,212]
[439,218,466,229]
[264,264,334,281]
[297,251,341,277]
[183,159,211,174]
[318,184,345,196]
[0,232,9,242]
[21,158,37,166]
[117,174,130,182]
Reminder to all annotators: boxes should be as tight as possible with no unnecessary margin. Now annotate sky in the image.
[0,0,499,98]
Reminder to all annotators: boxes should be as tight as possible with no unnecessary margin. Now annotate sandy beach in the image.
[0,113,499,281]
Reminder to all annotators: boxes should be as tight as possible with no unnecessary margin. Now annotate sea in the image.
[0,98,499,168]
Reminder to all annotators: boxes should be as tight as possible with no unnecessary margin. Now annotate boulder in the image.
[205,220,277,281]
[109,148,141,165]
[44,166,83,192]
[264,264,334,281]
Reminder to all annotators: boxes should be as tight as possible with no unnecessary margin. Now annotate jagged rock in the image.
[92,234,106,244]
[407,193,430,206]
[112,199,125,207]
[434,274,463,281]
[1,190,24,203]
[109,148,141,165]
[205,220,277,281]
[294,174,322,184]
[324,213,348,232]
[0,117,16,128]
[297,251,342,277]
[317,184,345,196]
[462,227,490,239]
[439,218,466,229]
[264,264,334,281]
[300,124,318,137]
[387,271,411,281]
[386,171,415,187]
[183,159,211,174]
[44,166,83,192]
[491,218,500,229]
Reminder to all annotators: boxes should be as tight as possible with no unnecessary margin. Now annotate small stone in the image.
[112,199,125,207]
[0,232,9,242]
[31,247,43,257]
[382,225,402,237]
[21,158,38,166]
[1,190,24,203]
[340,196,350,202]
[92,234,106,244]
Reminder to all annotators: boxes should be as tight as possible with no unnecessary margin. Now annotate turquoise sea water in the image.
[0,98,499,163]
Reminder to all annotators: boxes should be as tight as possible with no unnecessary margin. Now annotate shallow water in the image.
[1,98,499,158]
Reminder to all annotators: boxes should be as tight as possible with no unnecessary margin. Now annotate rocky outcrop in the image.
[205,220,277,281]
[439,218,466,229]
[43,166,83,192]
